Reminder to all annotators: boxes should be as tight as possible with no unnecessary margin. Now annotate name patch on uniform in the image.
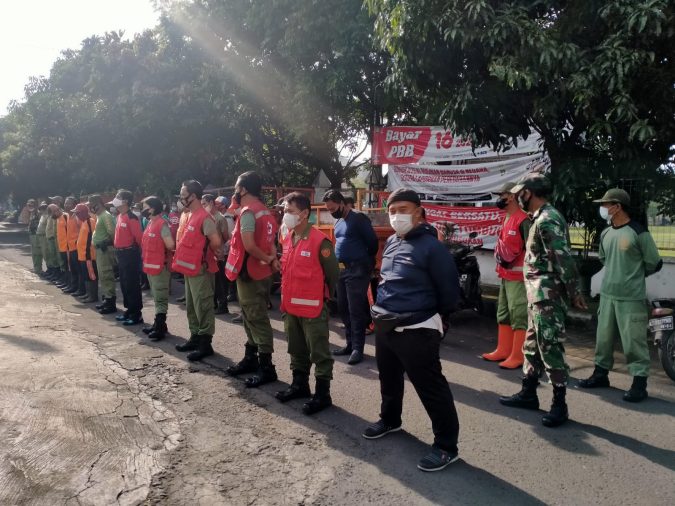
[508,230,516,235]
[120,222,127,228]
[300,251,311,257]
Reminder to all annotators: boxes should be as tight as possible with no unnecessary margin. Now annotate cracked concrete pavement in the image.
[0,232,674,505]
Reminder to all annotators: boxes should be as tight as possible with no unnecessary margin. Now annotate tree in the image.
[367,0,675,222]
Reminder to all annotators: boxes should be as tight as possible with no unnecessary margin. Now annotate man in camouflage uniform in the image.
[499,173,587,427]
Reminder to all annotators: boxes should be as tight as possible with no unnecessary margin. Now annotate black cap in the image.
[510,173,552,194]
[387,188,421,206]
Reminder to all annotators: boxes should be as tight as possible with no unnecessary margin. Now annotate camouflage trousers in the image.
[523,300,570,386]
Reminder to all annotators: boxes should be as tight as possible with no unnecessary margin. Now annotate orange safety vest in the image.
[77,216,97,262]
[66,212,80,252]
[225,200,278,282]
[142,218,170,275]
[56,214,69,252]
[171,207,218,276]
[280,227,329,318]
[495,209,528,282]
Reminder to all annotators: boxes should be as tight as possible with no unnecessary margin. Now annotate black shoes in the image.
[245,353,278,388]
[227,344,259,376]
[362,419,402,439]
[623,376,648,403]
[187,335,214,361]
[499,375,540,410]
[347,350,363,365]
[417,448,459,472]
[578,366,610,389]
[98,297,118,315]
[302,378,332,415]
[148,314,167,341]
[332,345,352,356]
[214,302,229,315]
[542,386,569,427]
[176,334,200,352]
[276,371,311,402]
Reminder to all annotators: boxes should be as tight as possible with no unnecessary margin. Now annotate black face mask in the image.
[495,198,508,210]
[180,195,194,207]
[330,206,344,220]
[234,191,245,205]
[141,208,152,219]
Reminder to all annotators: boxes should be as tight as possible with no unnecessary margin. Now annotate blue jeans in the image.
[337,258,373,352]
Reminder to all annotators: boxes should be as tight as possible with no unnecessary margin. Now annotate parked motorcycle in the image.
[437,221,484,315]
[648,298,675,382]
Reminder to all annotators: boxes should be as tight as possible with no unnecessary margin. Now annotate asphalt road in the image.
[0,227,673,505]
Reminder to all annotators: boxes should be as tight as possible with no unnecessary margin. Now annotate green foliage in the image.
[367,0,675,221]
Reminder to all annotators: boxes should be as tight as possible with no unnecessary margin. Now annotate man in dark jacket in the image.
[362,188,461,472]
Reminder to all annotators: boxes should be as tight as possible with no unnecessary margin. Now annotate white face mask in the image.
[390,213,414,236]
[133,210,141,218]
[111,197,124,208]
[599,205,614,224]
[283,212,301,230]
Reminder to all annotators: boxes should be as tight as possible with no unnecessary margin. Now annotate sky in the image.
[0,0,160,116]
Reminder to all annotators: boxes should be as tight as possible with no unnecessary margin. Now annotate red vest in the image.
[142,218,169,275]
[114,213,142,249]
[225,200,278,281]
[280,227,329,318]
[495,209,528,281]
[171,207,218,276]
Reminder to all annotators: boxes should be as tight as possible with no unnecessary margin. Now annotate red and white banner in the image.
[424,204,505,249]
[387,153,549,195]
[372,126,542,165]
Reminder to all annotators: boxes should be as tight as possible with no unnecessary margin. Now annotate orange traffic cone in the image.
[499,329,526,369]
[482,324,513,362]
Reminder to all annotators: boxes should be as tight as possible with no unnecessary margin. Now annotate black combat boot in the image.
[245,353,278,388]
[578,365,610,388]
[275,371,311,402]
[499,375,540,410]
[142,317,156,335]
[623,376,648,403]
[214,300,229,315]
[98,296,118,315]
[176,334,200,352]
[148,314,167,341]
[542,385,569,427]
[226,344,259,376]
[187,335,214,361]
[303,378,333,415]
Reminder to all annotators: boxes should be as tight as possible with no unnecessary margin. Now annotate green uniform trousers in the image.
[44,236,59,269]
[237,276,274,354]
[96,247,117,298]
[29,234,43,273]
[284,306,334,380]
[595,296,650,377]
[185,267,215,336]
[149,267,170,315]
[523,299,570,386]
[496,279,528,330]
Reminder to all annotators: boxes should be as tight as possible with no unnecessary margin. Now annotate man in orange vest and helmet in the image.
[482,182,530,369]
[275,192,339,414]
[225,171,279,387]
[172,180,223,361]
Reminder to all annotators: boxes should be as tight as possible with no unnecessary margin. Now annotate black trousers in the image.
[116,247,143,316]
[79,260,97,289]
[376,327,459,453]
[337,258,373,352]
[67,251,80,289]
[214,260,230,305]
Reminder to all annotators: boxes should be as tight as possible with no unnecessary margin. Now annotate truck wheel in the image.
[659,331,675,383]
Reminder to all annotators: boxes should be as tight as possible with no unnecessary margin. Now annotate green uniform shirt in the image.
[93,210,116,246]
[239,210,256,233]
[599,221,662,300]
[45,214,56,238]
[36,214,49,235]
[524,203,580,304]
[291,223,340,295]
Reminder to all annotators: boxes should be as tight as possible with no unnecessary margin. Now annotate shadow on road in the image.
[0,332,59,354]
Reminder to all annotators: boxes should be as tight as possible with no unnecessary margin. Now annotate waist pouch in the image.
[370,304,416,335]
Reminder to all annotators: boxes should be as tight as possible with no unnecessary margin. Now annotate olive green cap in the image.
[592,188,630,207]
[510,173,552,194]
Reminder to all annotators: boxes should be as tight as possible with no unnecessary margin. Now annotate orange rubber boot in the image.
[482,324,514,362]
[499,329,526,369]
